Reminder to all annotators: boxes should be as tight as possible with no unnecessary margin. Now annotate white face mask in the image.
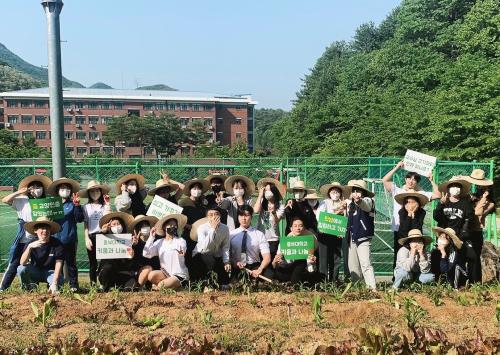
[437,238,448,246]
[233,188,245,197]
[264,191,274,200]
[140,226,151,236]
[307,199,317,207]
[111,225,123,234]
[329,190,341,201]
[294,191,304,200]
[59,188,71,199]
[127,185,137,194]
[449,187,461,197]
[191,188,202,198]
[32,188,43,198]
[89,189,101,201]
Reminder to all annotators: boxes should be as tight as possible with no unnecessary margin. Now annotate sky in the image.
[1,0,400,110]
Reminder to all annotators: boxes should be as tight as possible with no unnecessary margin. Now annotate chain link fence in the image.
[0,157,496,275]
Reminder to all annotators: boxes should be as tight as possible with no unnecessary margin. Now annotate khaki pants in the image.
[348,240,376,290]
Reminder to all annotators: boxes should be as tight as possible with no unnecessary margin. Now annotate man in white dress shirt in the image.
[229,205,273,280]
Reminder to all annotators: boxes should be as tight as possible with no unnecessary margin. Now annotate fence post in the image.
[135,161,140,174]
[95,157,100,181]
[430,161,440,231]
[32,158,36,175]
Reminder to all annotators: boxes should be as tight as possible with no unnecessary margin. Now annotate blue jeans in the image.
[393,267,434,289]
[17,264,64,290]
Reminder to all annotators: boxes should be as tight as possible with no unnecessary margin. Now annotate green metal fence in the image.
[0,157,496,275]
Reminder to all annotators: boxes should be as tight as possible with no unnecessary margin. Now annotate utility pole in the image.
[41,0,66,178]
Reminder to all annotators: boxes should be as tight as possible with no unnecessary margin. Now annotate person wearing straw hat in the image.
[147,170,185,206]
[430,227,467,289]
[272,216,321,285]
[316,182,348,282]
[395,190,429,241]
[219,175,255,231]
[114,173,147,217]
[463,169,495,283]
[128,215,160,288]
[47,177,84,291]
[254,177,286,260]
[344,179,377,290]
[229,205,274,281]
[190,206,231,286]
[0,174,52,291]
[16,217,64,294]
[79,180,112,285]
[205,174,230,224]
[392,229,434,289]
[97,212,138,291]
[382,161,440,275]
[284,180,316,235]
[144,214,189,290]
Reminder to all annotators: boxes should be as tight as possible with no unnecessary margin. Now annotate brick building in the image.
[0,88,257,158]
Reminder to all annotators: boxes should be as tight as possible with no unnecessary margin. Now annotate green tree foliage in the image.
[254,108,289,155]
[0,63,41,91]
[269,0,499,175]
[0,129,45,163]
[193,141,254,158]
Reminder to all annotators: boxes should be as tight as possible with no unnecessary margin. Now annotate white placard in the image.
[146,195,183,218]
[96,233,133,260]
[403,149,437,176]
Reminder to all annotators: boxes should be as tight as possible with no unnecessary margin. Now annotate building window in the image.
[21,115,32,124]
[180,103,189,111]
[35,131,47,140]
[11,131,20,138]
[7,100,18,108]
[203,118,213,128]
[88,116,99,125]
[156,103,165,111]
[115,147,125,155]
[90,147,100,154]
[180,146,190,155]
[63,101,72,109]
[143,103,153,110]
[64,116,73,124]
[192,104,200,112]
[35,101,46,108]
[167,103,176,111]
[65,147,74,154]
[247,106,254,118]
[216,132,223,139]
[22,131,33,139]
[75,102,85,109]
[102,147,113,155]
[102,116,113,125]
[235,132,242,140]
[180,118,189,128]
[75,116,86,124]
[7,115,18,124]
[20,101,32,108]
[235,117,242,125]
[144,147,154,155]
[35,116,46,124]
[114,102,123,110]
[89,131,100,140]
[203,104,214,111]
[76,147,87,155]
[88,102,99,110]
[101,102,110,110]
[64,131,73,140]
[76,131,86,140]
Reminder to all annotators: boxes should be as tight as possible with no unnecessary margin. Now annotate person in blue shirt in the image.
[47,177,84,291]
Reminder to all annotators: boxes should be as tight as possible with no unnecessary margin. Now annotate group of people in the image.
[0,162,495,294]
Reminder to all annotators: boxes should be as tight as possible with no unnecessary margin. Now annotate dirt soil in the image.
[0,289,499,353]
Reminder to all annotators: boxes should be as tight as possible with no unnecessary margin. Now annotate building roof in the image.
[0,87,257,104]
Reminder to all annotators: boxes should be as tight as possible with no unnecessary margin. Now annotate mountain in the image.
[89,82,113,89]
[136,84,176,91]
[0,62,42,92]
[0,42,84,88]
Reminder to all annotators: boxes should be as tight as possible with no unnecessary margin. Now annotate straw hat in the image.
[182,178,210,196]
[205,174,228,184]
[99,212,134,230]
[319,182,347,199]
[18,175,52,191]
[398,229,432,246]
[148,179,179,196]
[78,180,111,198]
[24,216,61,235]
[224,175,256,196]
[438,176,471,196]
[463,169,493,187]
[286,180,314,194]
[432,227,463,249]
[47,177,80,196]
[115,174,146,193]
[154,213,188,237]
[394,190,429,207]
[257,177,285,199]
[344,180,375,198]
[304,191,320,200]
[189,217,210,241]
[128,214,159,233]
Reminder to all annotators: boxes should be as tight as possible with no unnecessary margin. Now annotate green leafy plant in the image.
[31,298,56,327]
[425,287,444,306]
[196,304,213,326]
[139,315,165,331]
[403,297,427,330]
[73,287,97,305]
[0,301,12,309]
[311,295,324,325]
[454,293,470,306]
[383,288,400,309]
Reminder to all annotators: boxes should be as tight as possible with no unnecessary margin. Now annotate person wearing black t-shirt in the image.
[17,217,64,294]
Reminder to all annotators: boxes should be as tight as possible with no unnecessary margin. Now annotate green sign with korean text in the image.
[29,196,64,220]
[318,211,348,237]
[280,235,315,261]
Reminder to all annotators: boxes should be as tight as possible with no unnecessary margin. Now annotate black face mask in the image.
[212,186,222,194]
[165,227,178,236]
